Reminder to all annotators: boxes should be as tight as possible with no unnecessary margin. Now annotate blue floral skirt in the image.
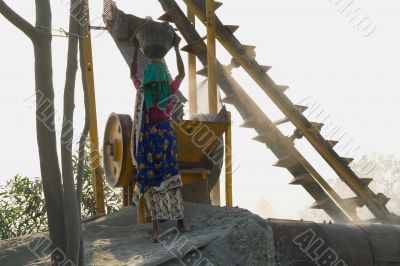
[136,114,181,189]
[135,113,184,220]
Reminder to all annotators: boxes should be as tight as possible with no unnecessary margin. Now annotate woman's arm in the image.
[174,34,185,81]
[130,36,139,80]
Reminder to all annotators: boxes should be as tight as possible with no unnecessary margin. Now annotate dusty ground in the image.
[0,203,275,266]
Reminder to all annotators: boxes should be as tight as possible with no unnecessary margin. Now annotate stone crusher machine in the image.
[96,0,400,264]
[101,8,231,222]
[102,0,400,224]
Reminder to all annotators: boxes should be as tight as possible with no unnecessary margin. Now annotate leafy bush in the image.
[0,143,122,240]
[0,175,47,239]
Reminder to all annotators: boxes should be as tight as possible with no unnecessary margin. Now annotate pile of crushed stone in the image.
[0,203,276,265]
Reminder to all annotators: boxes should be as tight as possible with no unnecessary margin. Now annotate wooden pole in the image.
[206,0,220,205]
[225,112,233,207]
[82,0,105,215]
[187,7,198,117]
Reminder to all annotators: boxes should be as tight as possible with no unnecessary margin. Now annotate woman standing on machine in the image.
[130,31,186,243]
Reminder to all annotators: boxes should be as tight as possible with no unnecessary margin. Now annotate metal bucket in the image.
[135,21,175,59]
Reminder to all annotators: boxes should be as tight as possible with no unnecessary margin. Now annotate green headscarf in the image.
[142,63,171,111]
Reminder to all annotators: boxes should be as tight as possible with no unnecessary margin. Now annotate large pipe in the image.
[267,219,400,265]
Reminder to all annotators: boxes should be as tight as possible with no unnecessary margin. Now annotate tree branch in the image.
[61,0,82,263]
[35,0,51,29]
[0,0,39,41]
[76,5,89,266]
[76,36,91,212]
[76,34,90,266]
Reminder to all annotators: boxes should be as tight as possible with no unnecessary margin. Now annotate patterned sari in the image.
[131,80,184,221]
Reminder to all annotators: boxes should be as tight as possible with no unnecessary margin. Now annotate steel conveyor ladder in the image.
[157,0,399,224]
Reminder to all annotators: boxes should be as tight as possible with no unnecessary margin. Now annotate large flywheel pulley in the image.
[103,113,135,188]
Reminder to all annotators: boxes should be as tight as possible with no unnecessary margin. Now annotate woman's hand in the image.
[173,33,181,49]
[174,34,185,80]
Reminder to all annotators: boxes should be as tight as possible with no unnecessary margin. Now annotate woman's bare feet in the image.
[177,219,188,233]
[152,220,160,243]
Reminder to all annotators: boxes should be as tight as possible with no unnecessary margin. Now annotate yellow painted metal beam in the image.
[225,112,233,207]
[82,0,105,215]
[206,0,220,206]
[137,197,151,224]
[206,0,218,116]
[187,7,198,117]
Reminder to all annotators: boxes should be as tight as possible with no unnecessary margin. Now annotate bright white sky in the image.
[1,0,399,220]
